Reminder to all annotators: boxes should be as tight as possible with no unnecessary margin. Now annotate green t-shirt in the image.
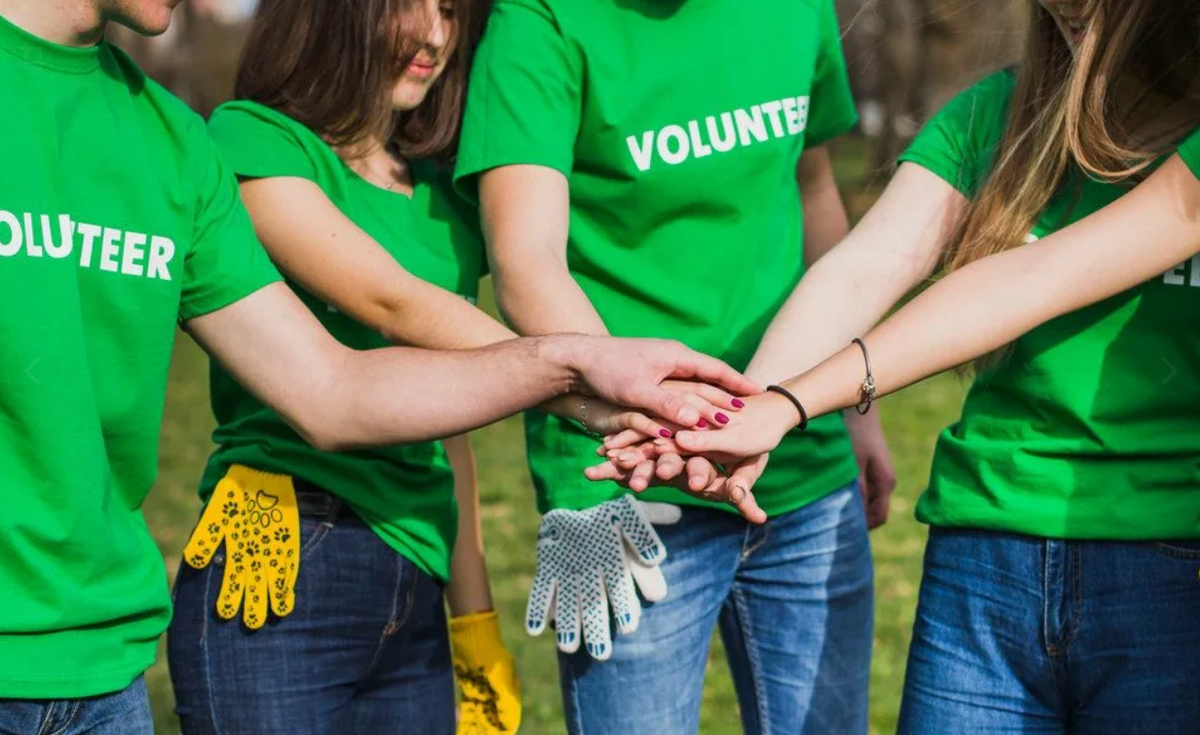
[0,17,280,698]
[455,0,860,515]
[901,70,1200,540]
[202,101,486,581]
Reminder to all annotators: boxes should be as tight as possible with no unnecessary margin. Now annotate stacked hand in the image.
[583,391,810,524]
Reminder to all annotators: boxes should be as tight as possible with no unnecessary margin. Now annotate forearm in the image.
[746,164,958,385]
[783,155,1200,416]
[493,267,608,336]
[322,338,579,449]
[481,164,609,337]
[445,434,494,616]
[188,287,580,449]
[377,279,516,349]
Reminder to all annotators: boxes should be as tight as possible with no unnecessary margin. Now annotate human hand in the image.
[844,409,896,529]
[585,451,768,524]
[551,336,760,428]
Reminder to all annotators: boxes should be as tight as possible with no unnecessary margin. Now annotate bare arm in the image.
[788,145,900,527]
[238,177,514,349]
[672,155,1200,459]
[480,165,608,336]
[744,162,966,385]
[789,154,1200,413]
[186,284,756,450]
[444,434,494,616]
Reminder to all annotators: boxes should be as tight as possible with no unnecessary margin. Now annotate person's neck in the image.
[0,0,105,47]
[343,133,412,190]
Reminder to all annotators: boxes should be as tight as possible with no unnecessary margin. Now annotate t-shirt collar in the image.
[0,12,103,74]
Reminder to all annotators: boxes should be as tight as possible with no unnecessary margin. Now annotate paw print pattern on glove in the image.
[182,464,301,630]
[525,495,680,661]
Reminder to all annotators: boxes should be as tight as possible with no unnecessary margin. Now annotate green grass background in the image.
[142,140,969,734]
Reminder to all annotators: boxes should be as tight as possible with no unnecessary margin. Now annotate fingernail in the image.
[696,419,708,429]
[715,413,729,424]
[732,399,745,408]
[659,429,673,438]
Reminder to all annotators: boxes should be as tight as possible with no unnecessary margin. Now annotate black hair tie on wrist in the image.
[765,385,809,431]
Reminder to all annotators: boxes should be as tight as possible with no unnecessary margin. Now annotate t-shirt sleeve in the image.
[1174,127,1200,182]
[897,70,1015,198]
[453,0,582,199]
[804,0,858,149]
[179,135,282,320]
[207,103,318,182]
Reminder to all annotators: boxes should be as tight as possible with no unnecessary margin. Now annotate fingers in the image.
[183,479,240,570]
[600,428,646,451]
[580,569,613,659]
[666,380,746,411]
[583,460,628,483]
[866,494,891,530]
[526,567,556,636]
[616,411,677,441]
[725,457,769,525]
[635,500,683,526]
[215,539,244,621]
[242,557,269,630]
[627,460,656,492]
[603,561,641,635]
[554,575,582,653]
[654,453,685,482]
[616,495,668,566]
[642,387,702,428]
[663,347,762,398]
[672,428,744,465]
[670,390,736,427]
[683,457,719,494]
[606,441,666,470]
[629,562,669,603]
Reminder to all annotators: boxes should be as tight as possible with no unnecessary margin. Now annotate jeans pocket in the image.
[298,514,335,561]
[1151,540,1200,560]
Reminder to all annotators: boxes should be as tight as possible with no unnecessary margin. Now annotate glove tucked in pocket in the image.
[182,464,301,629]
[451,610,521,734]
[526,494,681,661]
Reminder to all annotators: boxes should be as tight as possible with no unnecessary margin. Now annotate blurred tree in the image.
[838,0,1026,177]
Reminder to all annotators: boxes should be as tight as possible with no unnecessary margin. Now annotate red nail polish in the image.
[715,413,729,424]
[659,429,673,439]
[732,399,745,409]
[696,419,708,429]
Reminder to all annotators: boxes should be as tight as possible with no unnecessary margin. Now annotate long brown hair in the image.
[234,0,490,161]
[943,0,1200,367]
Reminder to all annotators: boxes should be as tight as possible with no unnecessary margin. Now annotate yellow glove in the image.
[452,611,522,734]
[182,464,301,630]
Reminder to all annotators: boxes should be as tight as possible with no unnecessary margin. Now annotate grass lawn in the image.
[142,138,970,733]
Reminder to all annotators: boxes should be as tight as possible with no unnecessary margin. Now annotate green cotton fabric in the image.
[203,101,487,582]
[455,0,861,515]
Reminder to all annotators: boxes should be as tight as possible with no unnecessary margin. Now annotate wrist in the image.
[534,334,585,396]
[764,385,808,431]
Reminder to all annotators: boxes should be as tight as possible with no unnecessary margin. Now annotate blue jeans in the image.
[167,489,455,735]
[559,481,873,735]
[899,528,1200,734]
[0,676,152,735]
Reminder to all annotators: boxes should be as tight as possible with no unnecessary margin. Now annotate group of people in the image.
[3,0,1200,733]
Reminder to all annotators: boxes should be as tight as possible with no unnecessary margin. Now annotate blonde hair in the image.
[943,0,1200,370]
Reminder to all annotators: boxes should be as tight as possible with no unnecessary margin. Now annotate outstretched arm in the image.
[186,284,758,451]
[671,154,1200,459]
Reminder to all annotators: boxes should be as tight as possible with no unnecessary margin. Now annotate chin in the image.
[391,84,432,113]
[108,0,179,36]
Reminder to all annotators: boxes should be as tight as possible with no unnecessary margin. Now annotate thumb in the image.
[628,385,701,427]
[674,429,719,454]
